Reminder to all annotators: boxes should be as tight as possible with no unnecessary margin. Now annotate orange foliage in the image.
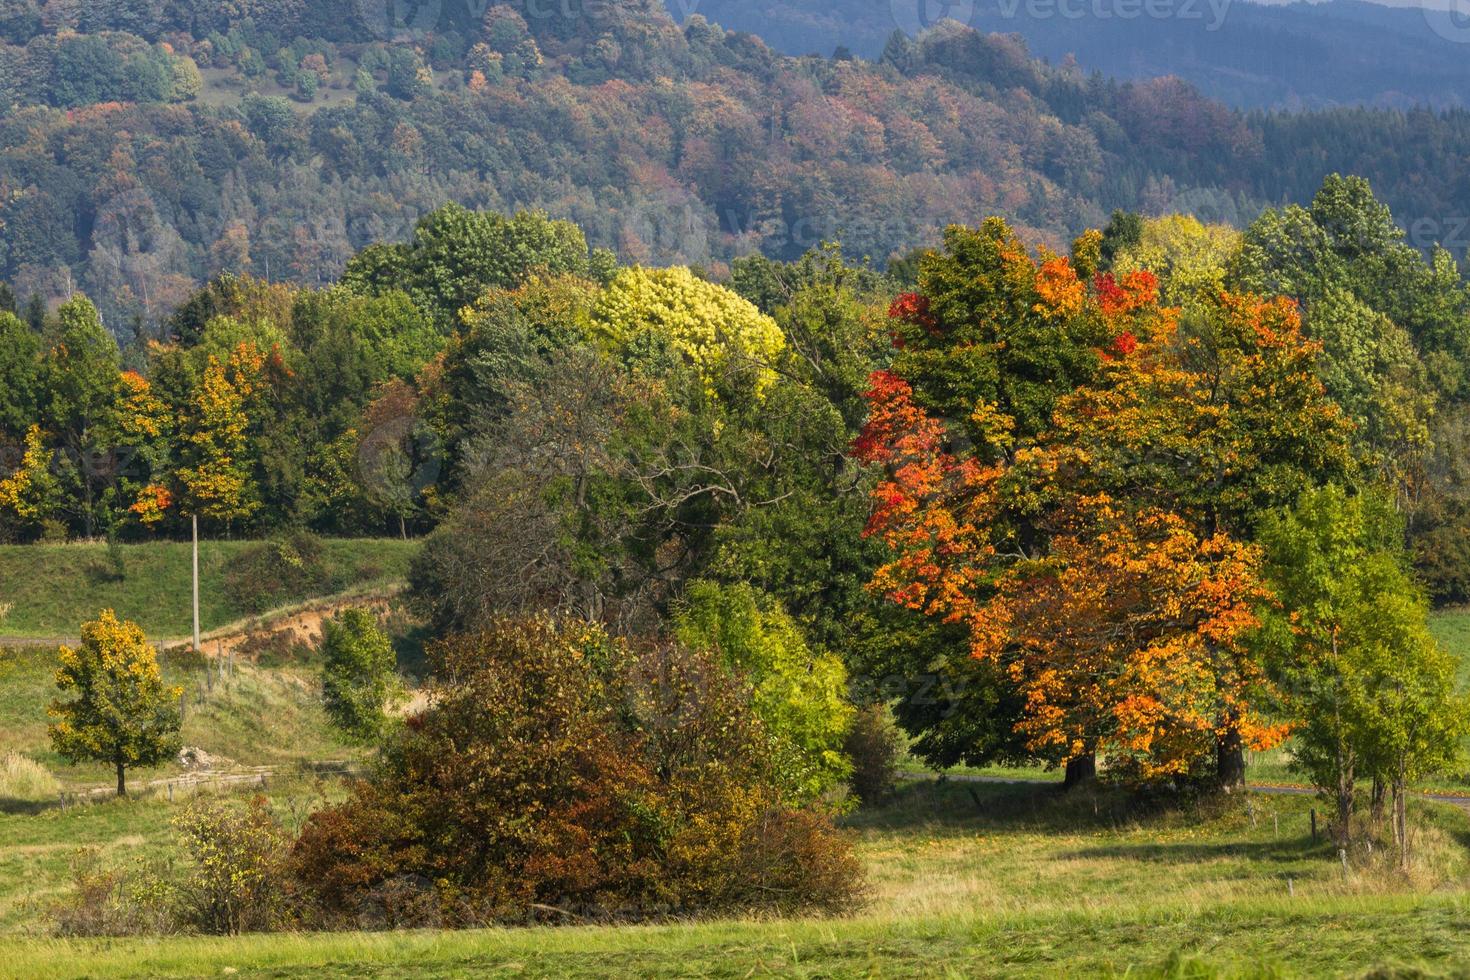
[852,232,1335,781]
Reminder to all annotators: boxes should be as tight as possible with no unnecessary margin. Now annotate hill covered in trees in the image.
[679,0,1470,110]
[7,0,1470,329]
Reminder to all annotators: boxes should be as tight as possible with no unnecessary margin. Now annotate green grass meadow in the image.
[3,780,1470,977]
[4,557,1470,975]
[0,539,417,639]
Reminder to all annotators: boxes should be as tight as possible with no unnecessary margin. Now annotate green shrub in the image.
[222,532,335,614]
[290,617,862,928]
[52,849,177,938]
[673,581,854,800]
[173,796,292,935]
[844,705,900,805]
[54,796,291,937]
[320,608,398,742]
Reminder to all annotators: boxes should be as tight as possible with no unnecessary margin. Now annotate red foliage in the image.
[1094,270,1159,320]
[887,292,938,340]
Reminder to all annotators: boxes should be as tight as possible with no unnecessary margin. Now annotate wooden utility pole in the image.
[192,513,200,655]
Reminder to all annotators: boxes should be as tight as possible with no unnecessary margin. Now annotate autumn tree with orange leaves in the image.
[854,217,1355,789]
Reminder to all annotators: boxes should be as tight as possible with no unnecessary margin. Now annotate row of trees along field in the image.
[8,174,1470,859]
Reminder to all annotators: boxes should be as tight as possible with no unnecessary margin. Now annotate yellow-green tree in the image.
[48,610,183,796]
[591,266,786,399]
[176,343,264,529]
[0,424,61,538]
[1112,214,1240,312]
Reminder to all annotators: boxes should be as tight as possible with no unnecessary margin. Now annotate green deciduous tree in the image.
[39,296,121,538]
[320,607,398,743]
[342,205,591,328]
[1257,485,1464,858]
[0,311,40,441]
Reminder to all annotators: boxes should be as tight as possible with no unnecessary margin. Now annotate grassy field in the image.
[0,643,362,794]
[2,780,1469,976]
[0,539,417,640]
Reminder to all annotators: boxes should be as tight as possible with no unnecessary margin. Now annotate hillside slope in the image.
[6,2,1470,329]
[0,539,416,639]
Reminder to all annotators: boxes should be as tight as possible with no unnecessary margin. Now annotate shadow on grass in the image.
[0,796,55,815]
[843,778,1332,854]
[1059,838,1316,865]
[842,778,1181,835]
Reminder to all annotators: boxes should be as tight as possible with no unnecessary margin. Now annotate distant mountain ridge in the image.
[6,0,1470,328]
[670,0,1470,108]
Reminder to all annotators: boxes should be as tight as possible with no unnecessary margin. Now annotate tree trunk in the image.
[1335,756,1355,849]
[1370,777,1386,835]
[398,513,407,541]
[1064,752,1097,790]
[1216,727,1246,791]
[115,761,126,797]
[1394,777,1409,871]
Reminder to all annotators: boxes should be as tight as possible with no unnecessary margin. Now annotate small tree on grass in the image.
[1355,626,1464,869]
[320,608,397,742]
[48,610,183,796]
[1258,486,1464,859]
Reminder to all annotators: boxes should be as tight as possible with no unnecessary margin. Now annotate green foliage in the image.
[342,205,591,328]
[39,297,120,537]
[47,610,183,796]
[897,217,1108,447]
[290,617,861,927]
[849,606,1032,772]
[1258,485,1466,849]
[172,796,291,935]
[319,608,397,743]
[842,704,899,805]
[674,581,854,799]
[0,310,39,438]
[221,531,335,615]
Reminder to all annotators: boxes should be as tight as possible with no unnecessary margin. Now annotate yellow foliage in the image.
[591,266,786,399]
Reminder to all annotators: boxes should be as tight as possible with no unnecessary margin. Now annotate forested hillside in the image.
[6,0,1470,330]
[679,0,1470,109]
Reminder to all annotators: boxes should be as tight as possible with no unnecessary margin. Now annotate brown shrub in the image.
[289,617,862,928]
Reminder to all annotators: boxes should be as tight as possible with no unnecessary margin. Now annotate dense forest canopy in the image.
[5,0,1470,331]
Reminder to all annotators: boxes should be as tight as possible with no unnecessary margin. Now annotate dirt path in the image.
[53,762,364,809]
[169,592,397,661]
[0,590,401,657]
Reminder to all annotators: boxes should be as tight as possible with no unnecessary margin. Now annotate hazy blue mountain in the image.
[671,0,1470,108]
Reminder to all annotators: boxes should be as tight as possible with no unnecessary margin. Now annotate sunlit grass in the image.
[3,780,1470,976]
[0,539,416,639]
